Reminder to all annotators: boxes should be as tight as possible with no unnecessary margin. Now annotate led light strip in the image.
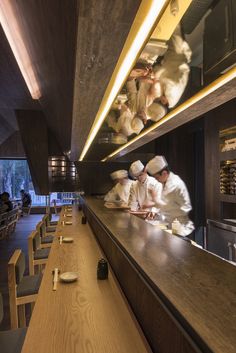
[79,0,169,161]
[102,67,236,161]
[0,1,41,99]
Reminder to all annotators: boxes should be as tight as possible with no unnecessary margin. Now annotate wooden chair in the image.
[0,212,8,240]
[42,214,57,233]
[8,250,42,329]
[36,220,54,248]
[0,292,27,353]
[28,230,50,275]
[6,208,19,238]
[22,203,32,216]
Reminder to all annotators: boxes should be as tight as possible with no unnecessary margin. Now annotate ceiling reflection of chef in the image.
[106,24,192,137]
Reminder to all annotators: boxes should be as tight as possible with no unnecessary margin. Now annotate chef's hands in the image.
[145,211,157,220]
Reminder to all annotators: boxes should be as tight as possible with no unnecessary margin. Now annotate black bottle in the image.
[97,258,108,280]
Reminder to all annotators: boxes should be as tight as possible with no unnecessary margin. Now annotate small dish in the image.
[65,221,72,225]
[59,272,78,283]
[66,214,72,217]
[62,237,73,243]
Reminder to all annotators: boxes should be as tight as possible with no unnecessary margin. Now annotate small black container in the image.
[81,215,87,224]
[97,258,108,280]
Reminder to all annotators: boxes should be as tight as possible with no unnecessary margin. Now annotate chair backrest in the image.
[0,292,3,324]
[36,221,46,238]
[8,249,25,297]
[28,230,41,253]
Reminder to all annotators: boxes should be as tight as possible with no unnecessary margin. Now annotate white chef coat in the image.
[128,175,162,211]
[153,26,192,108]
[104,180,133,204]
[155,172,194,236]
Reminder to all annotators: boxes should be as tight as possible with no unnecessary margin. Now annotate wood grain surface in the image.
[85,198,236,353]
[21,207,151,353]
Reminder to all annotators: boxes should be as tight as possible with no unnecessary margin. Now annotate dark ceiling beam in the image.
[16,110,49,195]
[70,0,142,161]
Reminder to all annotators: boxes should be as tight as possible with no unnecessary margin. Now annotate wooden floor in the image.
[0,214,47,330]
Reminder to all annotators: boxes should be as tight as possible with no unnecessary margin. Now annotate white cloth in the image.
[104,180,133,204]
[154,172,194,236]
[128,175,162,211]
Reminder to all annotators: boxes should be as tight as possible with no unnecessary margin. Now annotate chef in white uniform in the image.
[126,25,191,124]
[104,170,133,205]
[146,156,194,236]
[128,160,162,211]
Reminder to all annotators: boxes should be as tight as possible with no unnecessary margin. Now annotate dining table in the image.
[21,206,151,353]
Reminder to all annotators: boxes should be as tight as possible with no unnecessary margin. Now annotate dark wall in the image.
[204,98,236,220]
[154,118,205,230]
[75,161,132,196]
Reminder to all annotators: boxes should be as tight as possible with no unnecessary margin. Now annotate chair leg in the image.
[18,304,26,327]
[10,301,18,329]
[30,302,35,314]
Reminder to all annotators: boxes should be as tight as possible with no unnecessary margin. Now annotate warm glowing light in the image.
[102,67,236,161]
[79,0,168,161]
[0,1,41,99]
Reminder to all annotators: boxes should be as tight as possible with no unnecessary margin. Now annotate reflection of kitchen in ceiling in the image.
[91,1,193,157]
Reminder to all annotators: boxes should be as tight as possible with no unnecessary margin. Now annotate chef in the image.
[128,160,162,211]
[104,170,133,205]
[146,155,194,236]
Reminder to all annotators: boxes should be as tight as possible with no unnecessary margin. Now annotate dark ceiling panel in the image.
[0,25,40,129]
[8,0,78,154]
[71,0,142,160]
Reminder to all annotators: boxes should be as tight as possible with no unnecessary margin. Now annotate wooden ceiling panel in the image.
[71,0,142,160]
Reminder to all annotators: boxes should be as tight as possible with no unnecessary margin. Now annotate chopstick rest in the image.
[52,268,60,291]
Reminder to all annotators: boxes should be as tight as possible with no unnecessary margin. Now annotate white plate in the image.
[66,214,72,217]
[65,221,72,225]
[59,272,78,283]
[62,237,73,243]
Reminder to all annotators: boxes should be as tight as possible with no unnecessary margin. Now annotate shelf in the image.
[220,150,236,161]
[220,194,236,203]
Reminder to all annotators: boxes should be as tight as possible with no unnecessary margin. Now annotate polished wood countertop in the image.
[21,208,151,353]
[85,198,236,353]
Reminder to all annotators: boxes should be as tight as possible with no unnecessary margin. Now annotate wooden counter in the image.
[84,198,236,353]
[21,208,151,353]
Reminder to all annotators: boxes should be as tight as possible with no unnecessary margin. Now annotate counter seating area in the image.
[20,206,152,353]
[0,209,20,240]
[83,197,236,353]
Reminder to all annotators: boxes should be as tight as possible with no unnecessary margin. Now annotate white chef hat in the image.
[146,156,168,175]
[129,160,144,177]
[131,117,144,135]
[110,170,128,180]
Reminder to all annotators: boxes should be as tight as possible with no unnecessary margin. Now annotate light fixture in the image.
[79,0,169,161]
[0,0,41,99]
[101,67,236,161]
